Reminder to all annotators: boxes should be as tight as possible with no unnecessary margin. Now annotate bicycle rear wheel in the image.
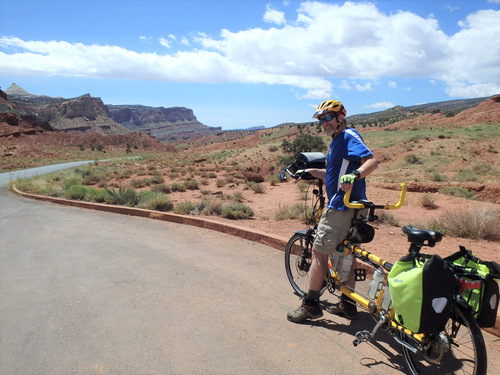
[285,232,313,297]
[400,305,487,375]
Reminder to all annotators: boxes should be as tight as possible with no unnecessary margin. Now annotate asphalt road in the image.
[1,167,499,375]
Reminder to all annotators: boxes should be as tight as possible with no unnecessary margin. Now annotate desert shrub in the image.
[221,202,254,220]
[268,145,279,152]
[429,170,447,182]
[230,192,244,202]
[207,172,217,179]
[472,163,491,176]
[138,192,173,211]
[65,185,87,200]
[438,186,477,200]
[454,168,479,182]
[281,133,327,155]
[426,207,500,241]
[13,178,41,194]
[81,172,105,186]
[130,178,150,188]
[171,182,187,192]
[149,174,165,184]
[268,175,281,186]
[62,176,82,190]
[420,193,438,209]
[248,182,266,194]
[404,154,422,164]
[84,187,108,203]
[184,179,199,190]
[274,203,304,221]
[174,201,196,215]
[151,183,171,194]
[216,179,226,188]
[197,197,223,216]
[376,211,400,227]
[105,187,138,206]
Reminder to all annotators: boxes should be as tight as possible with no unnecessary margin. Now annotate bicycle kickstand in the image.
[353,312,387,347]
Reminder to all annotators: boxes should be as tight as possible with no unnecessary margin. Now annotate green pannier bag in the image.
[388,254,456,333]
[444,246,500,328]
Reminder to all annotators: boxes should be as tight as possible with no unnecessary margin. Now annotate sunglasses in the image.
[318,113,337,125]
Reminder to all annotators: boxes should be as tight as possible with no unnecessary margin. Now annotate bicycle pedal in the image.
[353,330,371,347]
[354,268,366,281]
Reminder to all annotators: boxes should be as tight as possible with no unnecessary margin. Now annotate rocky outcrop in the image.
[108,105,221,142]
[0,88,56,138]
[6,91,131,135]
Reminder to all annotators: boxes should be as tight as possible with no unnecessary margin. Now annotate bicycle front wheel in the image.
[400,304,487,375]
[284,232,313,297]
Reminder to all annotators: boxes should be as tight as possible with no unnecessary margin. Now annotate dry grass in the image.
[427,206,500,241]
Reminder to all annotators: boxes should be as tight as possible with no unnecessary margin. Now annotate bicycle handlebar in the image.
[344,182,407,210]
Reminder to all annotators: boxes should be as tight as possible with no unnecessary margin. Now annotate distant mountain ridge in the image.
[345,97,489,129]
[4,84,222,141]
[107,104,222,142]
[3,83,496,139]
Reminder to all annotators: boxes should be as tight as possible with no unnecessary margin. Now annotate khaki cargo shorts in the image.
[313,208,356,255]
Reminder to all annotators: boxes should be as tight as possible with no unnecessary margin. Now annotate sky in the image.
[1,0,499,130]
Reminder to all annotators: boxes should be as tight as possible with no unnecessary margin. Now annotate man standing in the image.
[287,100,378,322]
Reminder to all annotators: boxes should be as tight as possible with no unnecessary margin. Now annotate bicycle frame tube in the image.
[330,240,427,344]
[346,241,393,272]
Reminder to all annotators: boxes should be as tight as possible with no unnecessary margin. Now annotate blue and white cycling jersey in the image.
[325,127,373,210]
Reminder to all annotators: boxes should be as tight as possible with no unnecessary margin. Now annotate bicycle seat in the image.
[403,225,442,246]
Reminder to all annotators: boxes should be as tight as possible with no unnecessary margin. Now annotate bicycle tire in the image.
[400,304,487,375]
[285,232,313,297]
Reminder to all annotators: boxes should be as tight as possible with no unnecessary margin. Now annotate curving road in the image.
[1,165,499,374]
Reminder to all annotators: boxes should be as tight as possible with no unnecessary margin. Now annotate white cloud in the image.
[388,81,398,88]
[159,37,171,48]
[263,5,286,25]
[1,2,499,99]
[355,82,373,92]
[365,102,394,109]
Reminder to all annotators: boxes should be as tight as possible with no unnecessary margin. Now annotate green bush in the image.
[174,201,196,215]
[454,168,479,182]
[62,176,82,190]
[184,179,199,190]
[221,202,254,220]
[171,182,187,192]
[105,187,138,206]
[197,197,223,216]
[84,187,108,203]
[138,192,173,211]
[151,183,172,194]
[430,170,447,182]
[281,133,327,155]
[65,185,87,200]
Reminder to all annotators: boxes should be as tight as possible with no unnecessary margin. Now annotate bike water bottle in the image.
[340,253,353,282]
[368,267,384,299]
[381,284,391,310]
[331,244,345,275]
